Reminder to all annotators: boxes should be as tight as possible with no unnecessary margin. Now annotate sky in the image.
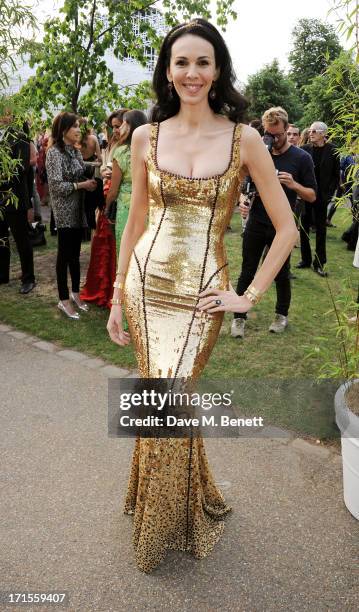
[221,0,339,82]
[33,0,344,84]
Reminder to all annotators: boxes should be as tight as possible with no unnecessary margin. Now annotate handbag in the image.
[28,222,47,247]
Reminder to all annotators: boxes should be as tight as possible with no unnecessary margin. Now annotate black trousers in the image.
[56,228,82,300]
[0,208,35,284]
[342,199,359,250]
[300,199,328,268]
[235,217,291,319]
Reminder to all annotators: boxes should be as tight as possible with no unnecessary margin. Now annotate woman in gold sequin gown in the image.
[107,19,298,573]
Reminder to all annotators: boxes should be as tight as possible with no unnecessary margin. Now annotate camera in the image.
[240,133,276,202]
[263,132,275,153]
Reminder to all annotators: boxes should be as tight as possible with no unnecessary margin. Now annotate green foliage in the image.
[0,1,36,217]
[20,0,237,125]
[304,2,359,387]
[244,60,303,123]
[301,50,359,131]
[305,282,359,381]
[329,0,359,61]
[0,0,36,89]
[288,18,342,103]
[0,95,37,214]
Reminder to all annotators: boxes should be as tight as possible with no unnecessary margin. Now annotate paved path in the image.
[0,326,358,612]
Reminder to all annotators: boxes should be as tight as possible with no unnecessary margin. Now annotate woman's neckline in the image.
[153,121,238,181]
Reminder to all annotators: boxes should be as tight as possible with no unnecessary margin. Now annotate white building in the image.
[5,8,167,97]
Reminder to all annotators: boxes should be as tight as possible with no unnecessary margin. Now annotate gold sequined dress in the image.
[123,122,244,573]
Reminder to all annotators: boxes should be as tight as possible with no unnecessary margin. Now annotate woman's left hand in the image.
[197,283,253,314]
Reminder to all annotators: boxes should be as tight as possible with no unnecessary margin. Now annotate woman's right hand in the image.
[239,199,250,218]
[81,179,97,191]
[106,306,131,346]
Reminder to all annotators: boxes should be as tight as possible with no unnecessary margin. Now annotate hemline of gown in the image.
[122,435,232,574]
[123,505,232,574]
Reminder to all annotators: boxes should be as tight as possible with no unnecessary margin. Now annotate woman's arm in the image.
[198,125,298,313]
[113,127,149,280]
[107,125,150,345]
[105,158,122,206]
[100,147,108,177]
[93,135,102,164]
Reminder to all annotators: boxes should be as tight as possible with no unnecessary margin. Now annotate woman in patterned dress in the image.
[46,112,97,319]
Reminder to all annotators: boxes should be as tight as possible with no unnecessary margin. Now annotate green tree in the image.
[0,0,36,90]
[301,50,359,132]
[1,0,36,215]
[244,60,303,123]
[288,18,342,102]
[329,0,359,61]
[304,2,359,384]
[20,0,237,125]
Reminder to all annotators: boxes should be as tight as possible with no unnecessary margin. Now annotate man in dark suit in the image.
[0,117,36,293]
[296,121,340,277]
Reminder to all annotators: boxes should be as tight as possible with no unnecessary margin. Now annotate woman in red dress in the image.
[80,109,129,308]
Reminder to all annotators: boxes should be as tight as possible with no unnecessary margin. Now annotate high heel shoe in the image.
[70,292,89,312]
[57,301,80,320]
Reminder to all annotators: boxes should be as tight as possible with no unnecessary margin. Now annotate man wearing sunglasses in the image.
[232,107,317,337]
[297,122,340,277]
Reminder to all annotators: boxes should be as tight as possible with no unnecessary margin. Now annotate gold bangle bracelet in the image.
[113,281,124,289]
[115,271,126,278]
[110,298,122,306]
[243,289,261,305]
[245,289,260,301]
[246,284,262,298]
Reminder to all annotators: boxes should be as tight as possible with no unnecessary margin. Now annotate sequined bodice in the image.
[133,122,244,294]
[124,122,244,379]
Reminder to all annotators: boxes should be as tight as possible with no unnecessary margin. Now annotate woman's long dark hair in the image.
[122,110,148,146]
[51,112,78,151]
[151,18,248,123]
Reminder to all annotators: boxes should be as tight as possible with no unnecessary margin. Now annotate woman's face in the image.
[64,121,80,144]
[111,117,122,141]
[119,120,130,141]
[167,34,219,106]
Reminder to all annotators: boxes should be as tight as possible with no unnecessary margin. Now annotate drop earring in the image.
[168,81,173,99]
[209,83,216,100]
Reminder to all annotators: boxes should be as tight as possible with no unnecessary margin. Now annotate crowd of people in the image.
[0,107,147,313]
[232,110,359,336]
[0,102,358,329]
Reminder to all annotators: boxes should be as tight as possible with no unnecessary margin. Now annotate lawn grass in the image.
[1,207,357,438]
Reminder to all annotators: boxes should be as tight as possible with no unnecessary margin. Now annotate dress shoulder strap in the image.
[231,123,243,170]
[149,122,159,161]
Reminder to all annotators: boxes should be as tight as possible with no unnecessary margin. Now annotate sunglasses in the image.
[309,129,324,134]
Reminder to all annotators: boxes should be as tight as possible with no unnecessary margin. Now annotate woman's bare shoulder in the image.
[240,124,262,143]
[132,123,152,143]
[131,124,152,160]
[88,134,99,145]
[239,125,264,172]
[131,123,151,151]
